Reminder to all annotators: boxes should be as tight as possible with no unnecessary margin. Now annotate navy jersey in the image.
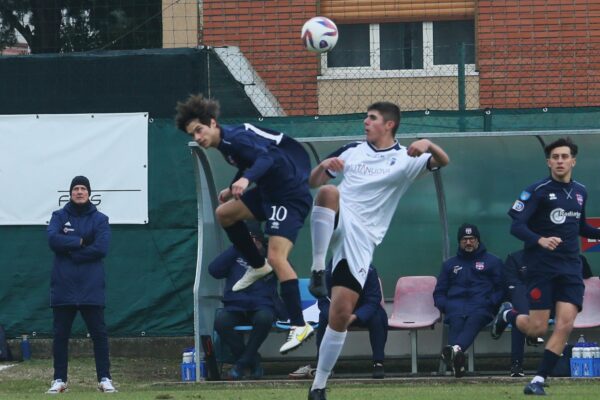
[217,123,311,199]
[508,177,600,260]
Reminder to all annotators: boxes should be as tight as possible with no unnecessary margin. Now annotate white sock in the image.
[452,345,462,352]
[531,375,545,384]
[311,326,346,390]
[310,206,336,272]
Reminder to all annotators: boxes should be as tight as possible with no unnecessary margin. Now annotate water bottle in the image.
[577,334,586,344]
[572,344,582,359]
[20,335,31,361]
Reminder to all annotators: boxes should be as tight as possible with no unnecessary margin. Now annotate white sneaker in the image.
[280,323,314,354]
[232,262,273,291]
[289,364,316,379]
[98,377,117,393]
[46,379,67,394]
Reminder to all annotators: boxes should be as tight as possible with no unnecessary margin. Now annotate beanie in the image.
[70,175,91,194]
[457,223,480,243]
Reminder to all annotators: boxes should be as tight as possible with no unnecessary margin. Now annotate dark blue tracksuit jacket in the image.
[208,246,282,315]
[47,201,111,307]
[434,243,504,322]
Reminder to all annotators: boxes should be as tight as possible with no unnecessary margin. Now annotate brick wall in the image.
[203,1,318,115]
[478,0,600,108]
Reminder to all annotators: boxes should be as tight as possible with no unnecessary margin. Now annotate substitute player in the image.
[175,94,313,354]
[307,102,449,399]
[491,137,600,395]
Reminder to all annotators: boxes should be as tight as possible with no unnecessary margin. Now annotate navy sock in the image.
[223,221,264,268]
[505,309,519,326]
[536,349,560,378]
[280,279,305,326]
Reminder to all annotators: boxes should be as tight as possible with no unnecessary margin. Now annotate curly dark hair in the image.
[544,137,578,158]
[174,94,220,132]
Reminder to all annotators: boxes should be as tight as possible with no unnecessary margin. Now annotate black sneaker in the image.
[491,302,513,339]
[441,345,453,369]
[309,270,328,298]
[453,349,466,378]
[441,345,465,377]
[308,387,327,400]
[511,361,525,377]
[526,336,544,347]
[372,362,385,379]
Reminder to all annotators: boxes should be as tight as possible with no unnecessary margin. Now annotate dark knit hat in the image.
[457,223,480,242]
[70,175,91,194]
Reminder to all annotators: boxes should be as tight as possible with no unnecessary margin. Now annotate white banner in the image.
[0,113,148,225]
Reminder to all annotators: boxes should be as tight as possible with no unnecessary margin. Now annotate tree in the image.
[0,0,162,54]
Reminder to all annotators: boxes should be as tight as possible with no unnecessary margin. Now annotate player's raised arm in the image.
[309,157,344,188]
[407,139,450,169]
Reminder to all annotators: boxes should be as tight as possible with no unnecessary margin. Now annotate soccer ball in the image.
[301,16,338,53]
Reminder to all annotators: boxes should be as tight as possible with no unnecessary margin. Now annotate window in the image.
[433,20,475,65]
[380,22,423,70]
[327,24,370,68]
[322,20,477,78]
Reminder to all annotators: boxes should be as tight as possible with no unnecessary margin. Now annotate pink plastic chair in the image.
[388,276,441,374]
[574,277,600,328]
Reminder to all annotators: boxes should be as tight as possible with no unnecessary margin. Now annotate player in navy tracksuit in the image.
[492,137,600,395]
[175,94,314,354]
[209,222,284,380]
[434,224,504,378]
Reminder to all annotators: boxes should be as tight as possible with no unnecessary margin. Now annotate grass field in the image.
[1,357,599,399]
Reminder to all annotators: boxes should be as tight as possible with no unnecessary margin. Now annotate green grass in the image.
[1,358,599,399]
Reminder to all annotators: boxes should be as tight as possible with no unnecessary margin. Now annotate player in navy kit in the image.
[307,102,449,400]
[175,94,314,354]
[491,137,600,395]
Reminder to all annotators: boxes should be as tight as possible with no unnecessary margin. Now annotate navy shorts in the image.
[241,187,311,243]
[526,256,584,311]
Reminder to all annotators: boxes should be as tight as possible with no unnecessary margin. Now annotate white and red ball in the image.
[301,16,338,53]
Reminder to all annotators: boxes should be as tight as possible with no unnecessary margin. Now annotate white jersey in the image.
[327,140,432,286]
[330,140,431,244]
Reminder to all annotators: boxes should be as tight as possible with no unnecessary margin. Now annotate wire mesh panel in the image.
[1,1,600,117]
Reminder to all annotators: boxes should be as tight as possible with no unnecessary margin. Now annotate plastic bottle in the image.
[20,335,31,361]
[572,344,582,358]
[577,334,586,344]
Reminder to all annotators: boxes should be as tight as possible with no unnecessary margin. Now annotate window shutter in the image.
[321,1,475,23]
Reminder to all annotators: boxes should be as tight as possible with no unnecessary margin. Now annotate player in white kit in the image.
[307,102,449,400]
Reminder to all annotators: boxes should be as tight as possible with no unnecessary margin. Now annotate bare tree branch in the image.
[0,6,34,47]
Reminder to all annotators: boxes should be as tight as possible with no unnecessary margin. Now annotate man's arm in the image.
[406,139,450,169]
[508,190,545,247]
[47,212,82,254]
[309,157,344,188]
[70,215,111,264]
[433,263,449,313]
[490,258,505,306]
[353,271,382,324]
[208,246,239,279]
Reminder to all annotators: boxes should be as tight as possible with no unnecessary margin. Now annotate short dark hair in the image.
[544,137,578,158]
[367,102,401,135]
[174,94,220,132]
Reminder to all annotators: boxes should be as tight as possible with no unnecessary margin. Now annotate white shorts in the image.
[330,207,376,288]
